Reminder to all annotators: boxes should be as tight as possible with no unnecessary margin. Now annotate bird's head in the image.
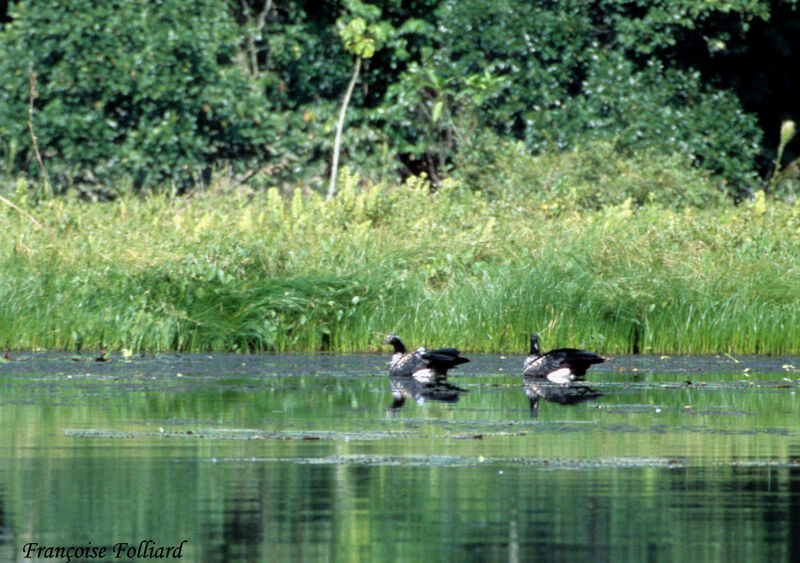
[384,334,406,354]
[529,333,541,356]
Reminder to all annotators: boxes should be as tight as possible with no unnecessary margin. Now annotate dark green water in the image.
[2,353,800,562]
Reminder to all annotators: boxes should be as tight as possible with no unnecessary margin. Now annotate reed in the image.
[1,173,799,354]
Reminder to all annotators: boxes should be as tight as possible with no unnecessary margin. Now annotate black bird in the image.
[384,334,470,379]
[523,333,606,384]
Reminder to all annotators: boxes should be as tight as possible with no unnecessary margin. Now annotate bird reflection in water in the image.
[388,374,468,410]
[524,377,601,418]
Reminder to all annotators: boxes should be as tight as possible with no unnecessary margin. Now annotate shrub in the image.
[457,136,728,209]
[379,0,764,198]
[0,0,791,197]
[0,0,273,193]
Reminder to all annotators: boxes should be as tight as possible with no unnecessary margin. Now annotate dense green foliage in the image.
[382,1,765,196]
[0,0,273,191]
[1,166,799,354]
[0,0,797,198]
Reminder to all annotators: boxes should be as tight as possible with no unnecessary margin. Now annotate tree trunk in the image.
[328,55,361,199]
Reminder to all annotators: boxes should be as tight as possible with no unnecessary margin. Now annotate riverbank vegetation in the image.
[2,150,799,355]
[1,1,799,354]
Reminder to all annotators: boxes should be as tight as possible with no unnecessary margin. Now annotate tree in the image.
[0,0,273,193]
[328,3,389,199]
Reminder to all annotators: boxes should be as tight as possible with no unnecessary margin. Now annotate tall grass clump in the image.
[1,162,799,355]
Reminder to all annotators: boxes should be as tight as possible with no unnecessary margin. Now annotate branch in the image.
[27,68,52,198]
[257,0,272,29]
[240,0,273,77]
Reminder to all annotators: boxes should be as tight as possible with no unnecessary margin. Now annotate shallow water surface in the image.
[2,353,800,561]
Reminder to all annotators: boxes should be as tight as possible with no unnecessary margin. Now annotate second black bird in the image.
[523,332,606,383]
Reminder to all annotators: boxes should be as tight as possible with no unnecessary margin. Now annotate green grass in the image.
[1,172,799,354]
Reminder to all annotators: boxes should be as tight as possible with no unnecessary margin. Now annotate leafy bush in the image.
[0,0,794,198]
[379,0,764,198]
[0,0,273,193]
[460,137,728,209]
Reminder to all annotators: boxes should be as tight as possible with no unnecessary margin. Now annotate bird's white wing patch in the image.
[546,367,574,385]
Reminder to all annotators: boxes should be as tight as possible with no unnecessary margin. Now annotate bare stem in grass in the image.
[0,194,43,229]
[27,68,52,199]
